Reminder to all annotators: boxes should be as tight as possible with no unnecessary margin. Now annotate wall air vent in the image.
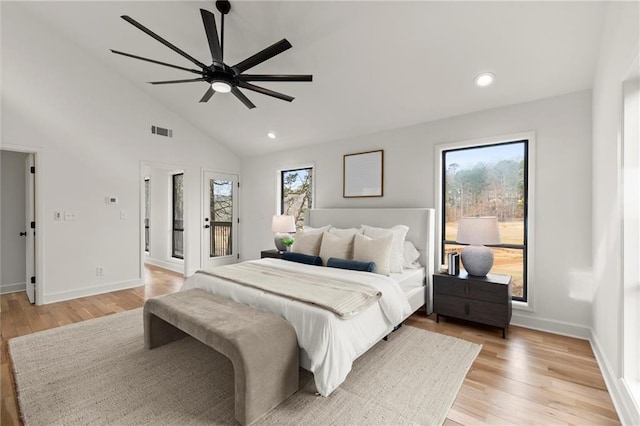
[151,125,173,138]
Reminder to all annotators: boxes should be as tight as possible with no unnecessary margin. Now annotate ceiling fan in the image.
[110,0,312,109]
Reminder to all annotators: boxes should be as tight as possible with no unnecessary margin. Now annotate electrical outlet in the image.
[120,211,127,220]
[96,267,104,276]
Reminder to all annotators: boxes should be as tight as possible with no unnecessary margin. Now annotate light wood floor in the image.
[1,265,619,425]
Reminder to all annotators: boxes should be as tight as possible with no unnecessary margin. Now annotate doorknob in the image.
[19,232,27,236]
[204,225,210,229]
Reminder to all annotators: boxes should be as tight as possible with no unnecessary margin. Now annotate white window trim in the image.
[434,131,536,312]
[275,163,316,215]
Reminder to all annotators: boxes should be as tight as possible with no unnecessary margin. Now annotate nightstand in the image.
[433,271,512,338]
[260,249,283,259]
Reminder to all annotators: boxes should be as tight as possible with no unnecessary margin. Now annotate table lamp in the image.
[456,216,501,276]
[272,215,296,252]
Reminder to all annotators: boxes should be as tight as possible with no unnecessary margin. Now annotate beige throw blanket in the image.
[198,262,381,318]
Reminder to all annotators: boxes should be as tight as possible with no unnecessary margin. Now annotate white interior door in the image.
[202,171,238,268]
[25,154,35,303]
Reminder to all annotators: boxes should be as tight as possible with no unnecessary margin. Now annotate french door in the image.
[202,171,238,269]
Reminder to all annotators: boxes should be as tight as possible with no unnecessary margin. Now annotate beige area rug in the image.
[9,308,481,425]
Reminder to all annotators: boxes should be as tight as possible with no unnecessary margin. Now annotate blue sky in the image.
[445,142,524,169]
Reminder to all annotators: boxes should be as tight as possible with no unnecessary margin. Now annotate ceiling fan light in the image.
[474,72,495,87]
[212,81,232,93]
[267,131,277,139]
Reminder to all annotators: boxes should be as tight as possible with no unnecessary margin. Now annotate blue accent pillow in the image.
[281,251,323,266]
[327,257,377,273]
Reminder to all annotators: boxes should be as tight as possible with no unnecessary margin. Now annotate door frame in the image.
[201,168,240,269]
[139,161,190,278]
[2,144,44,304]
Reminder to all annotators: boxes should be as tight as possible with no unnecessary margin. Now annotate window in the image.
[172,173,184,259]
[144,178,150,252]
[441,140,529,301]
[280,167,313,229]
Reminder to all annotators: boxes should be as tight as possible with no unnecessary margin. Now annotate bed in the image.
[182,208,435,396]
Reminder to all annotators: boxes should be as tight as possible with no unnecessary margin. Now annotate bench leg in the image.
[144,311,188,350]
[232,343,299,425]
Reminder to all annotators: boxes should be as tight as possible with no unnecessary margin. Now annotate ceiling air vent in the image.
[151,125,173,138]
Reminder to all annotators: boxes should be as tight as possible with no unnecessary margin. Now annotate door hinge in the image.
[30,276,36,284]
[237,253,240,259]
[237,218,240,223]
[30,166,35,174]
[30,221,36,229]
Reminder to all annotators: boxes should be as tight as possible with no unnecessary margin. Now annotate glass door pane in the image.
[210,179,233,258]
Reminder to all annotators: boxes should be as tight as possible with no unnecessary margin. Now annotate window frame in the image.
[171,172,184,260]
[277,164,315,228]
[144,177,150,253]
[435,132,536,310]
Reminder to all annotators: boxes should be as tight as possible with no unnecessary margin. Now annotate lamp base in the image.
[460,245,494,276]
[274,233,291,252]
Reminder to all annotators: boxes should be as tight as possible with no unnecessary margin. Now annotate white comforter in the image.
[181,258,412,396]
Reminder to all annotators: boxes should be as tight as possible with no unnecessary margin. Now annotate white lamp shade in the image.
[271,215,296,233]
[456,216,501,245]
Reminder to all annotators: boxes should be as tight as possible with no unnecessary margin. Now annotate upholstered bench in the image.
[143,289,299,425]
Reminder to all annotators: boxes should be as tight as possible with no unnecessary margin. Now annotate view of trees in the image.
[209,179,233,257]
[444,158,525,242]
[172,173,184,259]
[281,168,312,229]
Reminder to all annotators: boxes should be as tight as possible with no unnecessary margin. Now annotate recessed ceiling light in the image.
[267,131,277,140]
[474,72,495,87]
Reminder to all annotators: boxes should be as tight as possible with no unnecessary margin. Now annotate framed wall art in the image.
[343,150,384,198]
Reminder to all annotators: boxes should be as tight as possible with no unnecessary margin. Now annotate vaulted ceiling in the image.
[11,1,605,156]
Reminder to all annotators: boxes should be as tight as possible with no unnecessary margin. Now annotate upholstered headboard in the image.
[305,208,436,314]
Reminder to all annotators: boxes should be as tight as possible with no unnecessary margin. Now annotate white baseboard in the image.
[144,257,184,274]
[511,312,591,340]
[42,279,142,304]
[590,331,640,425]
[0,282,26,294]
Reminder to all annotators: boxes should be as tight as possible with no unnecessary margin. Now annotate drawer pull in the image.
[464,303,470,315]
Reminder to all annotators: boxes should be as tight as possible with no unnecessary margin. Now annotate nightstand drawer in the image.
[434,294,509,328]
[434,276,508,304]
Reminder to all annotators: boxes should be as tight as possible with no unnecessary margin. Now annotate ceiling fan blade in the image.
[110,50,204,75]
[239,74,313,82]
[121,15,207,69]
[237,82,294,102]
[200,9,223,64]
[231,87,256,109]
[200,87,215,103]
[232,39,292,73]
[149,78,208,85]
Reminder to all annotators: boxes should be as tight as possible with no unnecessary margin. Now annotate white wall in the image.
[591,1,640,424]
[1,150,28,293]
[1,4,240,303]
[242,90,593,336]
[144,166,184,273]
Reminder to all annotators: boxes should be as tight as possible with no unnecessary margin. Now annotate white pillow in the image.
[403,240,422,269]
[302,224,331,234]
[353,232,393,276]
[319,232,354,265]
[361,224,409,273]
[328,227,361,237]
[291,230,324,256]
